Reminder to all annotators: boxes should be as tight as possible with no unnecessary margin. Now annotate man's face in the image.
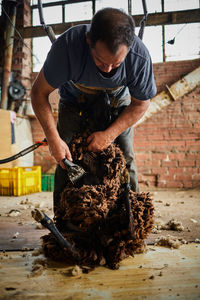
[87,36,129,73]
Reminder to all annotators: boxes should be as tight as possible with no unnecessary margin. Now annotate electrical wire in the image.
[1,2,40,64]
[167,23,187,45]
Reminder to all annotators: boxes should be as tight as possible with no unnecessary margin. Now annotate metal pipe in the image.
[128,0,132,15]
[38,0,56,43]
[1,0,18,110]
[92,0,96,16]
[161,0,166,62]
[135,66,200,126]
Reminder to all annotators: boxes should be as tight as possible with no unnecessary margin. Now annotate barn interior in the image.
[0,0,200,299]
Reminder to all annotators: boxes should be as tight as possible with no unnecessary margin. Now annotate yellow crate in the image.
[0,166,41,196]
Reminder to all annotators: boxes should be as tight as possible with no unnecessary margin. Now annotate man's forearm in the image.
[31,93,60,143]
[31,69,60,144]
[105,97,150,141]
[31,69,72,163]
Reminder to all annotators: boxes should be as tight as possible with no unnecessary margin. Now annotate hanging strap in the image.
[138,0,148,40]
[38,0,56,43]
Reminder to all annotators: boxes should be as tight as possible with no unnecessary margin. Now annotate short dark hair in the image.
[89,7,135,54]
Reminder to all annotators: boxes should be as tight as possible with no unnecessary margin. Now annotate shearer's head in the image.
[86,7,135,73]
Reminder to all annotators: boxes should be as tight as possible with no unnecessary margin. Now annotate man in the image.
[31,7,157,210]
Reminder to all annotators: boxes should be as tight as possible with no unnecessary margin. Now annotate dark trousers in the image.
[53,101,139,212]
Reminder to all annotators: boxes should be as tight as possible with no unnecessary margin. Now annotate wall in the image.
[12,0,32,98]
[0,0,32,104]
[134,84,200,189]
[154,59,200,94]
[134,59,200,189]
[30,59,200,188]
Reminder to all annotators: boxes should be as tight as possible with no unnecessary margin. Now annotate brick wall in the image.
[12,0,32,98]
[30,59,200,188]
[31,115,58,174]
[154,59,200,93]
[134,84,200,189]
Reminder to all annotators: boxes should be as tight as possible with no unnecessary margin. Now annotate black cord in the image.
[0,143,41,164]
[138,0,148,40]
[167,24,187,45]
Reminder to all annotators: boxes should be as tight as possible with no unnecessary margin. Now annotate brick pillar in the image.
[12,0,32,99]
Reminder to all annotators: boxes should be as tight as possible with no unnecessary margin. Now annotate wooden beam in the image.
[19,9,200,39]
[31,0,91,9]
[135,66,200,126]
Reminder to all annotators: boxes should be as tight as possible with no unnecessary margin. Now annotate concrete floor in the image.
[0,244,200,299]
[0,188,200,299]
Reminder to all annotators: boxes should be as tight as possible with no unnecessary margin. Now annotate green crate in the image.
[42,174,54,191]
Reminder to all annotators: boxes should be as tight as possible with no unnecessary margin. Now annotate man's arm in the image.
[31,68,72,167]
[87,97,150,152]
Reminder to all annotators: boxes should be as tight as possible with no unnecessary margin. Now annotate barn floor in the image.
[0,188,200,299]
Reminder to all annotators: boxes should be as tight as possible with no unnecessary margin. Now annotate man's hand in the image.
[87,131,113,152]
[31,69,73,170]
[87,98,150,153]
[47,137,72,169]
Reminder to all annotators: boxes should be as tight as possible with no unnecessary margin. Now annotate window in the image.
[132,0,161,15]
[140,26,163,63]
[31,0,200,71]
[32,4,62,26]
[165,23,200,61]
[65,2,93,22]
[164,0,199,12]
[96,0,128,13]
[32,36,52,72]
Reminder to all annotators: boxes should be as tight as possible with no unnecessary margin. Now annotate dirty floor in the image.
[0,244,200,300]
[0,188,200,299]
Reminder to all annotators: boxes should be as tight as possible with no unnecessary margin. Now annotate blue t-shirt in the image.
[43,24,157,102]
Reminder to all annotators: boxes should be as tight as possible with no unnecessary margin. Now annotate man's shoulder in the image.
[128,35,151,61]
[53,24,90,58]
[61,24,90,41]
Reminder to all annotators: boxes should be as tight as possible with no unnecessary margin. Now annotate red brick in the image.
[186,153,200,160]
[175,174,193,181]
[182,133,200,140]
[188,112,200,120]
[164,181,183,188]
[186,140,200,147]
[192,174,200,180]
[183,181,193,188]
[196,161,200,167]
[151,141,168,149]
[191,181,200,188]
[159,174,176,181]
[134,141,151,149]
[168,167,185,174]
[151,134,165,140]
[162,160,178,167]
[136,160,145,167]
[135,152,150,160]
[185,167,199,174]
[169,153,185,160]
[179,160,195,167]
[134,135,150,142]
[144,160,160,167]
[152,167,168,174]
[152,153,168,160]
[157,181,166,188]
[168,141,186,150]
[138,167,152,174]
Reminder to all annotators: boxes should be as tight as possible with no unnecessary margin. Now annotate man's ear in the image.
[86,32,91,45]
